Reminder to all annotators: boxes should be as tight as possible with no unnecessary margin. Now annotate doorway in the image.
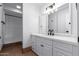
[0,3,23,55]
[4,10,23,44]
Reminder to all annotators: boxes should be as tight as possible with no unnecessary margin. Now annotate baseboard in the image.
[22,46,32,53]
[4,41,22,45]
[0,48,2,52]
[3,41,22,47]
[31,50,38,56]
[22,46,38,56]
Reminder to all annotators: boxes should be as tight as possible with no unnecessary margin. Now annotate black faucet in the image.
[48,29,54,35]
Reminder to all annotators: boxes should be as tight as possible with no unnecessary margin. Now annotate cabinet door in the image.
[43,45,52,56]
[32,36,44,56]
[32,36,38,54]
[37,43,52,56]
[53,47,72,56]
[36,43,43,56]
[32,36,53,56]
[37,39,52,56]
[32,41,37,53]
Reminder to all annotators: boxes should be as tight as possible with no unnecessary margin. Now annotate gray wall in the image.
[4,14,22,44]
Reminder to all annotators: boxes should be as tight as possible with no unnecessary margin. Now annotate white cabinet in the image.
[53,40,79,56]
[53,41,73,53]
[53,41,73,56]
[53,47,72,56]
[36,41,43,56]
[31,35,79,56]
[42,45,52,56]
[32,36,52,56]
[32,36,38,54]
[37,39,52,56]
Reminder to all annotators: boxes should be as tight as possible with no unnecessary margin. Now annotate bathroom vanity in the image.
[31,34,79,56]
[31,3,79,56]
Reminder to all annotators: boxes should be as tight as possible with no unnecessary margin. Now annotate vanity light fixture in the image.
[46,3,55,11]
[44,3,57,14]
[16,5,21,9]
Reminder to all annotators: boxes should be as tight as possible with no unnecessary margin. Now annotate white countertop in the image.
[31,33,78,45]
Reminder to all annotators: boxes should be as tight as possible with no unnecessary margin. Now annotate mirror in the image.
[48,3,72,35]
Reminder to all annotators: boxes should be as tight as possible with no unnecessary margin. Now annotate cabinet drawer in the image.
[53,47,72,56]
[43,45,52,56]
[53,41,72,53]
[37,41,52,56]
[37,37,52,46]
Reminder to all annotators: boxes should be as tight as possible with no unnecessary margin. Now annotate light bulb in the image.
[16,5,21,9]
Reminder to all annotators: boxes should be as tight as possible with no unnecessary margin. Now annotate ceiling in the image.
[3,3,22,13]
[34,3,48,7]
[3,3,22,17]
[5,9,22,18]
[31,3,50,8]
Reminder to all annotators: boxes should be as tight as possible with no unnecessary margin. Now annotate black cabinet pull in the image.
[0,36,1,39]
[41,44,44,47]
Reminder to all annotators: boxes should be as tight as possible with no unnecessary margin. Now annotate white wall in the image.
[4,15,22,44]
[23,3,40,48]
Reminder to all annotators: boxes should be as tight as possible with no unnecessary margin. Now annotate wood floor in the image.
[0,42,37,56]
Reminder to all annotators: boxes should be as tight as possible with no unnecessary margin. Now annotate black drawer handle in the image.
[41,44,44,47]
[0,36,1,39]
